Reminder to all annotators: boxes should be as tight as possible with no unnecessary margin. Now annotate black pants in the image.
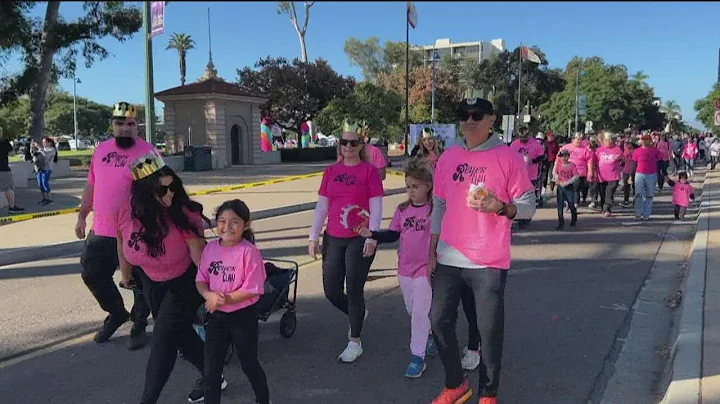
[674,205,687,220]
[204,305,270,404]
[80,231,149,325]
[557,185,577,224]
[656,160,668,190]
[589,180,600,204]
[321,233,375,338]
[711,156,718,170]
[576,176,589,203]
[539,161,552,191]
[460,283,481,351]
[672,155,683,174]
[139,266,205,404]
[599,180,619,213]
[622,173,635,203]
[431,264,508,398]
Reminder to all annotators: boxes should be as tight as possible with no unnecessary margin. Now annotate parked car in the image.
[57,140,71,151]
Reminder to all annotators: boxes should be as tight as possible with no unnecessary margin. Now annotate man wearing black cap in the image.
[75,102,155,350]
[428,98,536,404]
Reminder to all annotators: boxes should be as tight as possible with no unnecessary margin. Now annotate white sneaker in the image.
[348,309,369,339]
[338,340,363,363]
[461,346,481,371]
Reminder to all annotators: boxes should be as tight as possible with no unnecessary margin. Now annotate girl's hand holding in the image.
[362,239,377,257]
[354,226,372,238]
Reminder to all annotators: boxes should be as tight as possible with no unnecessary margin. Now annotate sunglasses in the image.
[156,181,181,196]
[458,109,492,121]
[339,139,361,147]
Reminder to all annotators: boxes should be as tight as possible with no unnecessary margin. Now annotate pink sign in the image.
[150,2,165,38]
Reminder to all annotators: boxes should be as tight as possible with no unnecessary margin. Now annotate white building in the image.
[416,38,506,64]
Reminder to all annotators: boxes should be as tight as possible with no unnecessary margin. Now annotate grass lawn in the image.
[9,149,94,162]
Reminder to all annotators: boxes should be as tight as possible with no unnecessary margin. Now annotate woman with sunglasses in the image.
[308,121,384,363]
[115,152,223,404]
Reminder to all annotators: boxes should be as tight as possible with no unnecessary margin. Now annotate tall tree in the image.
[0,1,143,140]
[660,100,682,131]
[166,33,196,86]
[238,56,355,134]
[693,83,720,132]
[343,36,424,83]
[277,1,315,63]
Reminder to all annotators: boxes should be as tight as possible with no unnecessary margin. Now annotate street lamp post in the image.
[574,68,580,135]
[73,76,81,143]
[431,51,439,123]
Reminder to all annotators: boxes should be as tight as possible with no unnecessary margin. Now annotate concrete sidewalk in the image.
[660,168,720,404]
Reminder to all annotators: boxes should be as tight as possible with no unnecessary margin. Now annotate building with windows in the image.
[416,38,506,64]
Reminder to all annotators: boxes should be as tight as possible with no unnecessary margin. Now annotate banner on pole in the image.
[150,1,165,38]
[409,124,456,154]
[578,95,588,116]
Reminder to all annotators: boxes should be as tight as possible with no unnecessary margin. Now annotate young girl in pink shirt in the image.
[665,173,695,221]
[196,199,271,404]
[357,159,436,378]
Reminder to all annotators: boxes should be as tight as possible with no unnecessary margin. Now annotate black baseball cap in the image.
[458,98,495,115]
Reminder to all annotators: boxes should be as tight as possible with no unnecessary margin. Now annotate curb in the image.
[0,187,406,267]
[660,173,711,404]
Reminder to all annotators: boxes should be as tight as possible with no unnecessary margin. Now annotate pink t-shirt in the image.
[509,138,544,181]
[196,239,267,313]
[553,161,579,184]
[116,203,205,282]
[655,141,670,161]
[434,145,535,270]
[622,149,635,174]
[389,203,431,279]
[580,139,590,148]
[365,144,387,170]
[319,161,384,238]
[682,143,698,159]
[87,138,157,237]
[672,182,694,208]
[632,147,661,174]
[595,146,623,182]
[560,144,593,177]
[589,152,599,182]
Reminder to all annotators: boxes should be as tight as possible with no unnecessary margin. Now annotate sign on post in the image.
[150,1,165,38]
[578,95,588,116]
[715,97,720,111]
[585,121,594,134]
[714,111,720,126]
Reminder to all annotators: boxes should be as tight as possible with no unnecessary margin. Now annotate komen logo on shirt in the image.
[102,152,129,167]
[452,163,487,183]
[599,153,618,163]
[403,216,428,232]
[333,174,357,186]
[208,260,236,283]
[127,232,166,258]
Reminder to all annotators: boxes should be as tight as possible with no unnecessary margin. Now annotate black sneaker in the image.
[556,223,564,231]
[8,206,25,214]
[127,322,148,350]
[94,312,130,343]
[188,375,228,403]
[37,199,47,204]
[41,199,53,206]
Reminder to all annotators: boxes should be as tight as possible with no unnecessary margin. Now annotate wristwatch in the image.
[495,202,507,217]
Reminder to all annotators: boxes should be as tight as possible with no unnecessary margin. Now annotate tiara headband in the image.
[113,102,137,119]
[130,150,167,181]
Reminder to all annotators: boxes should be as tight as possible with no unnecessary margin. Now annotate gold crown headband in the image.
[113,102,137,119]
[343,119,369,138]
[422,127,435,138]
[131,151,167,181]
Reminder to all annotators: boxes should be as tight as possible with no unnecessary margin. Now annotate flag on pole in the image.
[520,46,542,64]
[407,1,417,29]
[150,1,165,38]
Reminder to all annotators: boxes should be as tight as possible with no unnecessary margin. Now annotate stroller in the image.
[191,258,299,364]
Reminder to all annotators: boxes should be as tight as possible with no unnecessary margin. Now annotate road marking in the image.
[0,171,327,225]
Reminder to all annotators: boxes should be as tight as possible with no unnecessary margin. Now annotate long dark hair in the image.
[130,166,210,257]
[215,199,256,244]
[42,136,58,163]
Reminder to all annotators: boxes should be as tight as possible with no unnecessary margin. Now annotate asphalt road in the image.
[0,179,699,404]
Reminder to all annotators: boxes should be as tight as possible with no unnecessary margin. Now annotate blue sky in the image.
[8,1,720,128]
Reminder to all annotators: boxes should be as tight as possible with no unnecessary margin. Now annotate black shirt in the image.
[0,138,12,172]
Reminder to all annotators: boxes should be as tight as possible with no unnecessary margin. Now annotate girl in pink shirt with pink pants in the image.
[357,159,435,379]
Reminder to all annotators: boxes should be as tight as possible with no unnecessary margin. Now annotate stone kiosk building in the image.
[155,63,279,167]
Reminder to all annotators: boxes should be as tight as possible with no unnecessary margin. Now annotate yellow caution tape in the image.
[0,171,326,225]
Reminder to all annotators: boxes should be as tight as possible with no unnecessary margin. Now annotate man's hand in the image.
[75,217,87,239]
[467,191,504,213]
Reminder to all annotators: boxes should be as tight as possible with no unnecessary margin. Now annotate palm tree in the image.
[166,33,195,86]
[660,100,682,131]
[631,70,649,82]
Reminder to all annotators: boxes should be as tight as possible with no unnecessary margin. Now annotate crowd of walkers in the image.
[72,97,713,404]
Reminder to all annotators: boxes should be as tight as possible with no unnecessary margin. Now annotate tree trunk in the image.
[28,1,60,141]
[180,52,186,86]
[299,32,308,63]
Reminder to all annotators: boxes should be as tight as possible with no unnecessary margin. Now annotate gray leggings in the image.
[321,233,375,338]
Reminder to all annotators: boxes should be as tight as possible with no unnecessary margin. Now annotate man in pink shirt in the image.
[428,97,536,404]
[653,132,670,191]
[74,102,155,350]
